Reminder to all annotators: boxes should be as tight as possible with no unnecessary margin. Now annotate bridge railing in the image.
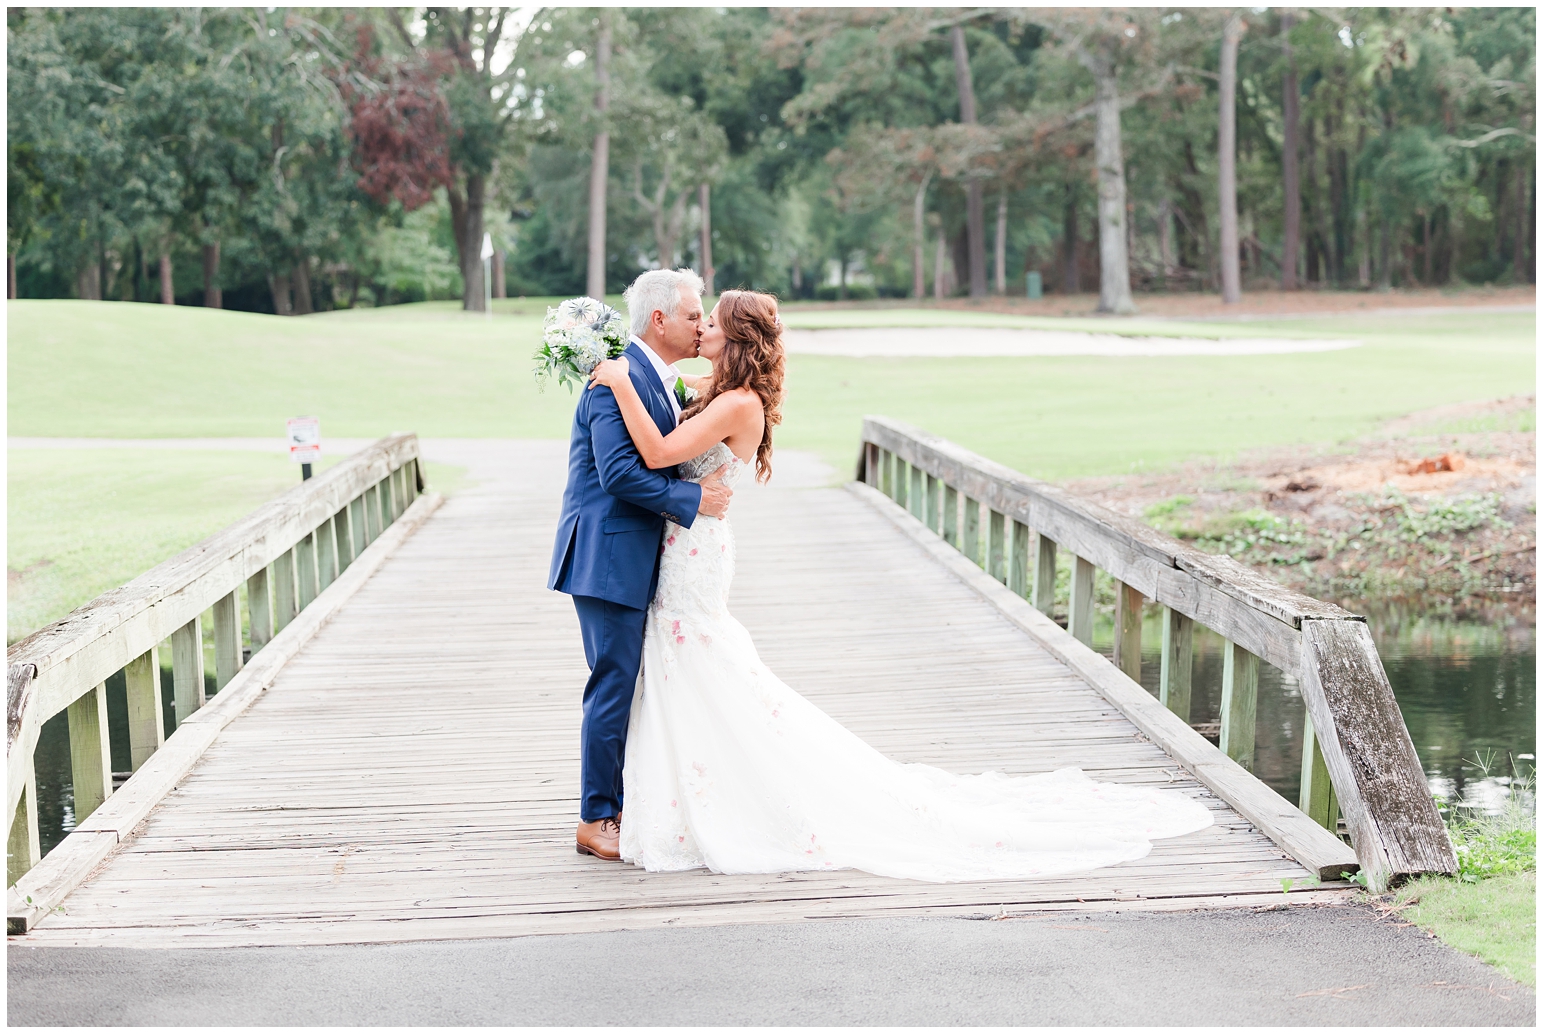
[858,416,1457,891]
[7,434,423,893]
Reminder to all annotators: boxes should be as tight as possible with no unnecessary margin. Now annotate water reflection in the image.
[1093,607,1536,814]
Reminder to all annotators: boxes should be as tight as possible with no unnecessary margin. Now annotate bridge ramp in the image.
[15,442,1336,948]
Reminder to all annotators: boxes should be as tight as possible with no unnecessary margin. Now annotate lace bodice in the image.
[676,441,743,488]
[650,443,742,620]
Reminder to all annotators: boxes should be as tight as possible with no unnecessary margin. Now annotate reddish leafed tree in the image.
[341,25,454,212]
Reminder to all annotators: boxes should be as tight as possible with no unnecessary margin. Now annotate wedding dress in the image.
[619,442,1213,881]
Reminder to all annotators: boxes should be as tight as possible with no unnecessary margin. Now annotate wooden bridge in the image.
[6,425,1456,946]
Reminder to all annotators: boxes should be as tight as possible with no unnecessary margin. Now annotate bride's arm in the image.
[588,358,752,468]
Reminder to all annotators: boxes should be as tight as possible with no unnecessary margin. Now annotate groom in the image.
[548,268,733,861]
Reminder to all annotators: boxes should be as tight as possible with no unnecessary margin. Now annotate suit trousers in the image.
[571,594,648,822]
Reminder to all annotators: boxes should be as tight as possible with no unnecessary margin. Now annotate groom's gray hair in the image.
[624,268,705,336]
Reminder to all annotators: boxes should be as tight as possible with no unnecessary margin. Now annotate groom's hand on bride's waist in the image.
[698,464,732,518]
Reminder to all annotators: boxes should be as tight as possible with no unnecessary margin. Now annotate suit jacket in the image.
[548,341,703,609]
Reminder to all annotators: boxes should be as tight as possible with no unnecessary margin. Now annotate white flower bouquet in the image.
[533,296,630,392]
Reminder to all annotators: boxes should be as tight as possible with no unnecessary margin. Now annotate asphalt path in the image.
[9,905,1533,1026]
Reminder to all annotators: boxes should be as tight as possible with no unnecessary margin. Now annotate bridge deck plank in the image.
[16,443,1331,948]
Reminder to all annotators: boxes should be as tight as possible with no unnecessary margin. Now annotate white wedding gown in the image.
[619,443,1213,881]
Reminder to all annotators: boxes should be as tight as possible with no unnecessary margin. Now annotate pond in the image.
[25,606,1538,857]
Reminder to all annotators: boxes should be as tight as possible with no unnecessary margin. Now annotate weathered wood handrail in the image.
[858,416,1458,891]
[7,434,423,887]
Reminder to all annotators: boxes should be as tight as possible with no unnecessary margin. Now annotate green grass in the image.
[7,446,466,643]
[6,299,1533,634]
[8,301,1534,482]
[1393,873,1536,986]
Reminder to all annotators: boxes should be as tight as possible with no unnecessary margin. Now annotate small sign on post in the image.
[287,416,320,481]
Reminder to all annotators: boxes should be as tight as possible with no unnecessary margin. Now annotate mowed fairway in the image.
[7,298,1534,637]
[9,299,1534,478]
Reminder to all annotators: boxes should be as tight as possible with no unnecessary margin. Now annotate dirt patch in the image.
[1061,397,1536,616]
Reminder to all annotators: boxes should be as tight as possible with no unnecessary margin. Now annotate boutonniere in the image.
[675,377,697,407]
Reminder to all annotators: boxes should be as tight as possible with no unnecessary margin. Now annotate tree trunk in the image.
[698,182,714,295]
[1423,214,1433,285]
[791,258,802,294]
[993,192,1008,294]
[158,253,174,304]
[1157,197,1173,286]
[913,175,931,299]
[1377,219,1392,291]
[838,254,848,301]
[586,16,611,299]
[1513,160,1529,284]
[447,175,487,311]
[951,26,988,298]
[492,251,506,298]
[292,257,314,314]
[201,242,222,308]
[270,272,292,315]
[933,224,947,300]
[1218,13,1243,304]
[77,263,101,300]
[1089,56,1135,313]
[1062,184,1080,294]
[1280,11,1300,290]
[6,253,14,299]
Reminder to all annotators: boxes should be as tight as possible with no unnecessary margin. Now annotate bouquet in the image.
[533,296,630,392]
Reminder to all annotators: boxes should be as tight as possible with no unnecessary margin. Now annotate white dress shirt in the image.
[631,335,682,424]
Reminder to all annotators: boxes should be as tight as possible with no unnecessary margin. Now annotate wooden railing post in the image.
[123,647,164,770]
[1113,581,1142,682]
[988,509,1006,583]
[317,516,339,591]
[351,494,371,550]
[335,507,355,572]
[1032,533,1057,613]
[247,567,273,652]
[389,467,403,520]
[212,591,242,692]
[942,484,959,547]
[1068,555,1095,645]
[924,474,940,533]
[864,443,880,488]
[8,763,39,884]
[373,481,388,535]
[273,548,298,632]
[1159,606,1193,722]
[1220,640,1259,770]
[909,464,924,521]
[1008,519,1029,598]
[962,496,981,567]
[171,615,206,724]
[296,531,319,611]
[1298,619,1456,889]
[67,682,112,821]
[893,457,909,510]
[1299,712,1340,831]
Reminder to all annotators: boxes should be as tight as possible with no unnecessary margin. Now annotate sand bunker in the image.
[782,327,1361,357]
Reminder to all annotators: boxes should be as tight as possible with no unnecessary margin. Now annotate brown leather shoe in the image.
[576,816,622,860]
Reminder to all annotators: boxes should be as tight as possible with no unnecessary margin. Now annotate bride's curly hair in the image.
[682,289,785,483]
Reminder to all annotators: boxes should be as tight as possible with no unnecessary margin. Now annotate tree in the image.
[363,8,532,311]
[1280,10,1301,290]
[585,14,611,298]
[1218,12,1244,304]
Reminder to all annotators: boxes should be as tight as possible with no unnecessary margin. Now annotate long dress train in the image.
[619,443,1212,881]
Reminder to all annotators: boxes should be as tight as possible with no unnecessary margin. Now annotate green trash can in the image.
[1025,271,1043,300]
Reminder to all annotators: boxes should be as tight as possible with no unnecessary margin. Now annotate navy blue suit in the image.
[549,342,702,821]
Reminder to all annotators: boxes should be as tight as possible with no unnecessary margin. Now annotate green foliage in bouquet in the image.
[534,297,630,392]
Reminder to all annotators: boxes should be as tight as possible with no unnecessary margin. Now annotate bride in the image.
[586,289,1211,882]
